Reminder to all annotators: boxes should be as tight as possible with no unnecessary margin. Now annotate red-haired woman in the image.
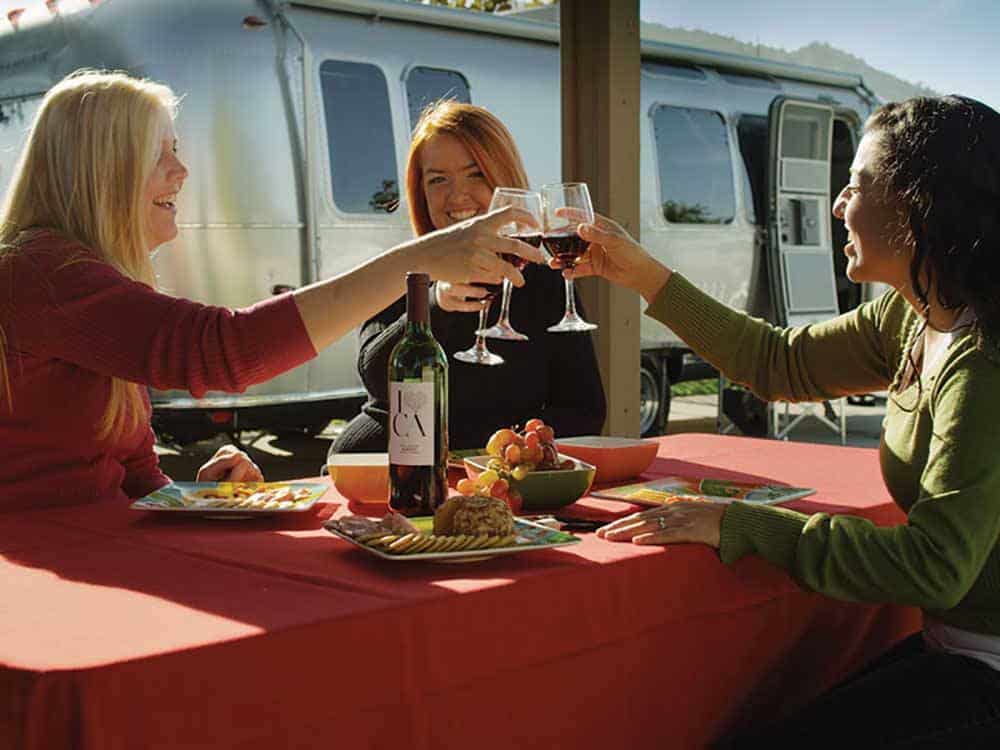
[333,102,606,452]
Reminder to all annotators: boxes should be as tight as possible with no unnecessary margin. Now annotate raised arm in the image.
[565,213,901,402]
[293,206,544,351]
[6,242,314,396]
[722,348,1000,611]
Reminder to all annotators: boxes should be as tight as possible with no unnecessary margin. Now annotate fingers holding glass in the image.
[453,268,504,367]
[436,281,493,313]
[479,188,543,342]
[541,182,598,332]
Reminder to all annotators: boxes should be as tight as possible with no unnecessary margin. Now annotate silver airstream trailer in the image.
[0,0,879,439]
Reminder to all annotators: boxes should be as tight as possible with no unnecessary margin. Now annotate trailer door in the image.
[766,98,838,327]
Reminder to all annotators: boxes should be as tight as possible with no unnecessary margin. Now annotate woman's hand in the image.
[292,205,545,353]
[435,281,492,313]
[552,212,672,305]
[596,501,725,548]
[415,206,545,288]
[196,444,263,483]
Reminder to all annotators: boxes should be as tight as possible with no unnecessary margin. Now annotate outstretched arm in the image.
[294,206,544,351]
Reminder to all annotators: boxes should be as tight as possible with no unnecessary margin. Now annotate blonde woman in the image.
[333,102,605,453]
[0,71,541,508]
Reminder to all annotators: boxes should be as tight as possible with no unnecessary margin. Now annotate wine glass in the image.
[478,188,543,342]
[541,182,598,332]
[453,272,504,366]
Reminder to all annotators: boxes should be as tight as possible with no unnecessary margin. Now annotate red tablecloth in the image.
[0,435,920,749]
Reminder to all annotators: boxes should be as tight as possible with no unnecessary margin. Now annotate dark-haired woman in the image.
[573,96,1000,747]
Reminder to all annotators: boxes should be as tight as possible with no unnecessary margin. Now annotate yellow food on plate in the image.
[433,495,514,537]
[182,484,312,508]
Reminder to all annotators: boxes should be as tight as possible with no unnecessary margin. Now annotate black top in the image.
[334,263,607,452]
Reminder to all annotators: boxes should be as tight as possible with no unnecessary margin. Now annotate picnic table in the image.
[0,434,920,749]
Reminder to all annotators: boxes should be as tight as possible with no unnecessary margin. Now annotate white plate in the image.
[324,516,580,562]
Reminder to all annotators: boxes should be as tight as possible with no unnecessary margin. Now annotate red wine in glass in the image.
[542,231,588,269]
[508,233,543,248]
[502,234,542,271]
[469,281,501,300]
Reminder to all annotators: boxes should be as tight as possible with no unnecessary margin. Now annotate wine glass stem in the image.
[474,304,490,352]
[564,277,580,319]
[497,278,514,326]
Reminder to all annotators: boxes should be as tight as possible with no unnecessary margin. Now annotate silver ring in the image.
[657,516,668,530]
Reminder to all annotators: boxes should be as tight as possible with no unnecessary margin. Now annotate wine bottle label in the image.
[388,381,435,465]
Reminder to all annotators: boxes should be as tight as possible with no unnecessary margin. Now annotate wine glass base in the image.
[453,348,505,366]
[547,316,598,333]
[478,322,529,341]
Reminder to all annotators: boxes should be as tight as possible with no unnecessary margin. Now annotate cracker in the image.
[488,534,516,549]
[439,536,463,552]
[389,533,419,553]
[466,535,488,551]
[408,535,436,554]
[424,536,448,554]
[366,534,398,548]
[433,497,464,535]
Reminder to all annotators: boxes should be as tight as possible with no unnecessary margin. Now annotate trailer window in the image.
[652,105,735,225]
[320,60,399,214]
[406,67,471,130]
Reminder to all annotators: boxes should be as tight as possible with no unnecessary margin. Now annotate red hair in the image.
[406,102,528,236]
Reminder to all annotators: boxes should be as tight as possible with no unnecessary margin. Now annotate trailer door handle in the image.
[271,284,296,295]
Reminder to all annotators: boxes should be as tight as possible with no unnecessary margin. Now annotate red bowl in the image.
[553,437,658,483]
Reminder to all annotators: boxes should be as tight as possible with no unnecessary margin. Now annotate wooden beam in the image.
[560,0,641,437]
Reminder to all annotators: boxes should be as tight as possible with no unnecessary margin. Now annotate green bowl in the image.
[463,455,596,510]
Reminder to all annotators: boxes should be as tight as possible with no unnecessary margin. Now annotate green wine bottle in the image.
[388,272,449,516]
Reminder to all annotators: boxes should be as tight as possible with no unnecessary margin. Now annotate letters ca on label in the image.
[391,385,430,441]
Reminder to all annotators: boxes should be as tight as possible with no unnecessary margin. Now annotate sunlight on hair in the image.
[0,69,179,441]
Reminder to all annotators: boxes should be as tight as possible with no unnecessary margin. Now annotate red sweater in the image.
[0,231,316,509]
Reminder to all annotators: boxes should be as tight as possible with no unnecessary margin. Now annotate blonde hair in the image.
[405,101,528,236]
[0,69,179,441]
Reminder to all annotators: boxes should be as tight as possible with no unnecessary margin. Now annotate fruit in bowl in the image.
[484,418,574,479]
[462,419,595,510]
[463,455,595,511]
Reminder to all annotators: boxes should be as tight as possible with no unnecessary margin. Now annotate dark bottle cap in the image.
[406,272,431,325]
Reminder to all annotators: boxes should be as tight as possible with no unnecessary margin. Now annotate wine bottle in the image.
[388,272,449,516]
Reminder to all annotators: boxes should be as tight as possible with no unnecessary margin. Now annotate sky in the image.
[0,0,994,110]
[640,0,1000,112]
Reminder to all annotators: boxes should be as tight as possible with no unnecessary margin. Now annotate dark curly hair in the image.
[865,96,1000,342]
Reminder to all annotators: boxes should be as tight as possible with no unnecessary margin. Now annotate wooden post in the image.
[560,0,641,436]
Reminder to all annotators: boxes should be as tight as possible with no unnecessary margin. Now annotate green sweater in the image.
[648,273,1000,635]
